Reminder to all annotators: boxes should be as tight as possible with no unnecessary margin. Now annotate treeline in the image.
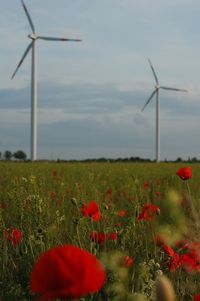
[0,150,27,161]
[1,152,200,163]
[56,156,200,163]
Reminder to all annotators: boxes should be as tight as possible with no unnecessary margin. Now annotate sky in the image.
[0,0,200,160]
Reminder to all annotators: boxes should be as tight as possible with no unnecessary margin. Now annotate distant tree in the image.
[0,152,2,160]
[4,150,12,161]
[175,157,183,162]
[191,157,198,163]
[13,150,27,161]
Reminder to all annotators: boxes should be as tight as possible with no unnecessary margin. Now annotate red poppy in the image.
[123,256,134,268]
[117,210,127,217]
[137,204,160,221]
[107,233,118,241]
[155,191,161,200]
[30,245,106,301]
[82,201,101,222]
[90,232,106,245]
[144,181,151,190]
[176,166,192,180]
[51,170,57,177]
[168,253,180,272]
[179,254,198,272]
[106,188,112,198]
[162,243,175,257]
[4,228,22,247]
[194,293,200,301]
[116,222,122,228]
[49,191,56,199]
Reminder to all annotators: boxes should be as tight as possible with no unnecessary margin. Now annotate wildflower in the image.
[106,188,112,198]
[49,191,56,199]
[176,166,192,180]
[116,222,122,228]
[194,293,200,301]
[179,254,197,272]
[138,204,160,221]
[117,210,127,217]
[144,181,151,190]
[162,243,175,257]
[4,228,22,247]
[30,245,106,300]
[82,201,101,222]
[90,232,106,245]
[155,191,161,199]
[51,170,57,177]
[168,253,180,272]
[157,239,179,272]
[123,256,134,268]
[107,233,118,241]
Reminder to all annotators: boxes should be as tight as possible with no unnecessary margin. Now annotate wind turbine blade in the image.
[160,86,188,92]
[11,42,33,79]
[37,36,82,42]
[141,89,157,112]
[148,58,159,85]
[21,0,35,33]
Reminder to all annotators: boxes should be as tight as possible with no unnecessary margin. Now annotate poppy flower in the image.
[106,188,112,198]
[51,170,57,177]
[107,233,118,241]
[123,256,134,268]
[168,253,180,272]
[4,228,22,247]
[155,191,161,200]
[137,204,160,221]
[162,243,175,257]
[144,181,151,190]
[194,293,200,301]
[82,201,101,222]
[179,254,198,272]
[90,232,106,245]
[30,245,106,301]
[176,166,192,180]
[117,210,127,217]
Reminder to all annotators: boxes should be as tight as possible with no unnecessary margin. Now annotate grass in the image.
[0,162,200,300]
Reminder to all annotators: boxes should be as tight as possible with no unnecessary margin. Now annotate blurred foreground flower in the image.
[156,275,175,301]
[30,245,106,300]
[194,293,200,300]
[176,166,192,180]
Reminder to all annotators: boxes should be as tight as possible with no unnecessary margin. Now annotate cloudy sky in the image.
[0,0,200,160]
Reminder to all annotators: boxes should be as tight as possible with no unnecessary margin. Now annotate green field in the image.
[0,162,200,300]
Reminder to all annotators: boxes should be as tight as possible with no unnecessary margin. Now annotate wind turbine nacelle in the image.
[28,33,37,40]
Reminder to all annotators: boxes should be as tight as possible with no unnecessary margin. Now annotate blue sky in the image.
[0,0,200,160]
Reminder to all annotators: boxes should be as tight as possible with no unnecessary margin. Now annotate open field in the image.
[0,162,200,300]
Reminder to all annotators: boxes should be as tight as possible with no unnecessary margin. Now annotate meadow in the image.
[0,162,200,301]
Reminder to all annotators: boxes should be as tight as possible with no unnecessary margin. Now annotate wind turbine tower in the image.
[141,58,187,163]
[12,0,81,161]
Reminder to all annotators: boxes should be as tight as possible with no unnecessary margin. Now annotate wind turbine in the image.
[11,0,81,161]
[141,58,187,163]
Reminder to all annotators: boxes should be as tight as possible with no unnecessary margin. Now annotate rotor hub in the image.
[28,33,37,40]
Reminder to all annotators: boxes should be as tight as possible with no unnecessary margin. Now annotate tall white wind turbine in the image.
[141,58,187,163]
[11,0,81,161]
